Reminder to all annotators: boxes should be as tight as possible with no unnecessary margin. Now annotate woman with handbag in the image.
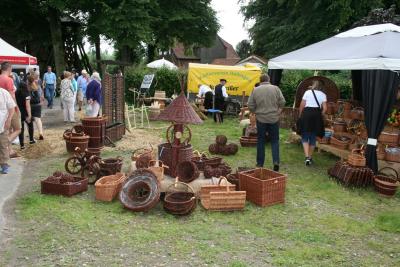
[298,80,327,166]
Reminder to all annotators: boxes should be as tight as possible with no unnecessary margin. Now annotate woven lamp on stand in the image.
[157,93,203,176]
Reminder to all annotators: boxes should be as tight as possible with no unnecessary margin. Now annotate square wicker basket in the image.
[239,168,286,207]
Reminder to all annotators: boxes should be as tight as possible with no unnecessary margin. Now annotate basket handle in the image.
[378,167,399,180]
[167,177,195,194]
[217,176,230,192]
[192,150,201,157]
[200,151,210,158]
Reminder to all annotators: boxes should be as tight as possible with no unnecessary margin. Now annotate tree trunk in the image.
[94,35,102,73]
[147,44,156,63]
[120,45,132,63]
[48,7,65,77]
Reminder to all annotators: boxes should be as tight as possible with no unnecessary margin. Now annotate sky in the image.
[211,0,250,48]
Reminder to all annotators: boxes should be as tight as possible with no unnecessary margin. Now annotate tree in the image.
[240,0,399,57]
[353,4,400,26]
[146,0,220,62]
[236,39,252,59]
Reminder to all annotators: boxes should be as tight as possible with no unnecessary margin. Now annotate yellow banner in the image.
[187,63,262,96]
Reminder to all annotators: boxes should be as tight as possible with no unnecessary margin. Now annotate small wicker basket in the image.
[95,173,126,201]
[347,148,366,167]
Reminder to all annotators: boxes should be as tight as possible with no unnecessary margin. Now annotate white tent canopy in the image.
[0,37,37,66]
[147,57,177,70]
[268,23,400,70]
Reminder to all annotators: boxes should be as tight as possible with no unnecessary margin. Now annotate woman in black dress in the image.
[28,75,44,140]
[298,80,327,166]
[16,82,35,149]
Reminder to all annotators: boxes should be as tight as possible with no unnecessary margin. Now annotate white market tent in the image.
[0,37,37,67]
[268,23,400,70]
[147,57,177,70]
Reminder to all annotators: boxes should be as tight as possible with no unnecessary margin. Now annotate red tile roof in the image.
[171,43,199,60]
[211,58,241,66]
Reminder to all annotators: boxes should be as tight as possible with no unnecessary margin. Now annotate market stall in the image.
[268,23,400,173]
[0,37,38,71]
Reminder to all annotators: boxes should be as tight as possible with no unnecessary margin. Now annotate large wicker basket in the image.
[200,177,246,211]
[379,129,400,146]
[95,173,126,201]
[239,168,286,207]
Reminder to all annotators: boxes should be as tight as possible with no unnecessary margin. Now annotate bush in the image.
[124,66,183,105]
[279,70,353,107]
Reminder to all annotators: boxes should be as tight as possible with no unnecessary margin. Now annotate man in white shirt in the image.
[197,84,212,98]
[0,87,16,174]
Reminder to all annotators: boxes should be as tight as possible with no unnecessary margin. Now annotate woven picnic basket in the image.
[95,172,126,201]
[200,177,246,211]
[378,128,400,146]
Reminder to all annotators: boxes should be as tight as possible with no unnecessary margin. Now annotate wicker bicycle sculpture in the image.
[65,147,101,184]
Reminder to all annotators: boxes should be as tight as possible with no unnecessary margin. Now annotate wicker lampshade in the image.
[157,93,203,124]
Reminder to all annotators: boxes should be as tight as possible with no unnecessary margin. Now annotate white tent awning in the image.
[268,23,400,70]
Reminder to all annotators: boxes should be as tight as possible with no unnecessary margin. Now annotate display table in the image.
[317,143,400,172]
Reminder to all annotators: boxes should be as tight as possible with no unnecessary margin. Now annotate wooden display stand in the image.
[317,143,400,172]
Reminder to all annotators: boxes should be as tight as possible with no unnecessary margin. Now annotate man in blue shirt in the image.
[42,66,57,109]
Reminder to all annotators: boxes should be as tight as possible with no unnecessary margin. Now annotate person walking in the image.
[248,74,286,171]
[60,71,76,123]
[0,87,16,173]
[214,79,228,123]
[298,80,327,166]
[42,66,57,109]
[77,70,89,111]
[85,72,102,117]
[0,62,21,157]
[16,82,35,149]
[27,75,44,140]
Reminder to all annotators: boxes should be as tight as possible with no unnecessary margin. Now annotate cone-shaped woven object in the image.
[157,93,203,124]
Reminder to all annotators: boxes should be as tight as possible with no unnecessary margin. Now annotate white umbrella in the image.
[147,57,178,69]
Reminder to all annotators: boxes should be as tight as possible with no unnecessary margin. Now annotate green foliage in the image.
[279,70,352,107]
[240,0,398,57]
[124,67,182,104]
[236,39,253,59]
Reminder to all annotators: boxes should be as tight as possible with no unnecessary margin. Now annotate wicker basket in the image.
[330,133,355,150]
[385,147,400,163]
[41,176,88,197]
[350,107,364,120]
[240,136,258,147]
[379,129,400,146]
[148,160,167,181]
[216,135,228,145]
[200,177,246,211]
[374,167,399,197]
[347,148,366,167]
[132,147,154,169]
[239,168,286,207]
[326,102,339,115]
[95,173,126,201]
[163,180,196,215]
[177,161,199,183]
[64,130,90,153]
[333,120,347,133]
[377,144,386,160]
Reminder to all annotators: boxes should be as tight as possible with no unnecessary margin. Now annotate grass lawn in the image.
[1,117,400,266]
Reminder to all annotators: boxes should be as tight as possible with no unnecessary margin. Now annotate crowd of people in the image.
[0,61,103,174]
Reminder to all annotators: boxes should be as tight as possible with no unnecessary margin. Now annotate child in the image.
[0,87,16,174]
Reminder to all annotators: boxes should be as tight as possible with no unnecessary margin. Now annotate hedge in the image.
[124,67,182,105]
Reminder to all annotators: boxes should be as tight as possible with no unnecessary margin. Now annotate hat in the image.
[220,78,227,82]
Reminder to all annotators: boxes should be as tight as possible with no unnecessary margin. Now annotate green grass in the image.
[1,117,400,266]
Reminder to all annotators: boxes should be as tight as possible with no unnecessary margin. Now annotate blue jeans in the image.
[45,84,55,107]
[256,120,280,167]
[301,132,317,146]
